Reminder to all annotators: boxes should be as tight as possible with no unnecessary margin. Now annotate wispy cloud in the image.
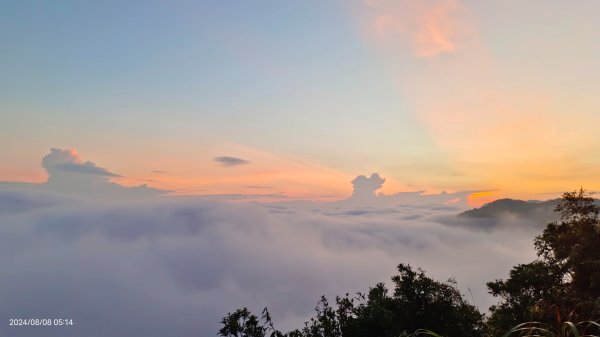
[152,170,171,175]
[365,0,464,58]
[355,0,594,197]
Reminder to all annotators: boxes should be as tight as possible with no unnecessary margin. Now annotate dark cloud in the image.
[350,173,385,201]
[152,170,171,175]
[214,156,250,167]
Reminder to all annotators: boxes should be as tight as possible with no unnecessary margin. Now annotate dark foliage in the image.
[218,264,484,337]
[487,188,600,335]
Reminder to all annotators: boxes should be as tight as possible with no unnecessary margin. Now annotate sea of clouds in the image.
[0,149,543,337]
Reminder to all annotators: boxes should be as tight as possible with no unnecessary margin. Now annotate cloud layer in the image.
[0,188,540,337]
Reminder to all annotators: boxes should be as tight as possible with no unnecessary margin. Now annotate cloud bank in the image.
[1,148,167,198]
[42,148,121,178]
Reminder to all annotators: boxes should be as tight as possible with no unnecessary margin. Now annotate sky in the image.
[3,2,598,335]
[2,0,600,203]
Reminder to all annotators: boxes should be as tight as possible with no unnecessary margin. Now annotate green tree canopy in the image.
[487,188,600,334]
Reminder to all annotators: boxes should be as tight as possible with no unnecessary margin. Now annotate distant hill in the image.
[438,198,562,232]
[459,198,560,220]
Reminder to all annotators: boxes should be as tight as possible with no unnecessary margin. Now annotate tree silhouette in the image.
[219,264,484,337]
[487,188,600,334]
